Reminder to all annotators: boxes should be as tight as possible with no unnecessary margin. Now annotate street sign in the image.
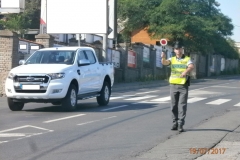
[0,0,25,14]
[108,27,113,35]
[160,39,167,46]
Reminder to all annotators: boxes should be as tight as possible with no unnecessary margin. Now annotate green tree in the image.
[0,0,41,38]
[118,0,237,58]
[118,0,162,41]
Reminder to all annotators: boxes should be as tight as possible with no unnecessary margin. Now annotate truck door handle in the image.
[77,70,81,75]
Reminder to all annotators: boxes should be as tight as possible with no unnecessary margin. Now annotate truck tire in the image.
[97,81,111,106]
[8,98,24,111]
[61,84,77,111]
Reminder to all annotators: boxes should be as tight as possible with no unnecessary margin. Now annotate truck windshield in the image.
[25,50,76,65]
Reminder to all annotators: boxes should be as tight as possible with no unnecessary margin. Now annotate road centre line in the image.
[101,105,128,112]
[77,116,117,126]
[43,114,86,123]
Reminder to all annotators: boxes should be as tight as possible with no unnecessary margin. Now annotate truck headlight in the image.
[8,73,15,80]
[48,73,65,80]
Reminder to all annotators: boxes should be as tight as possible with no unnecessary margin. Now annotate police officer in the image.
[161,41,194,132]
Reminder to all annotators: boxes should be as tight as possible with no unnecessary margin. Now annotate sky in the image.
[217,0,240,42]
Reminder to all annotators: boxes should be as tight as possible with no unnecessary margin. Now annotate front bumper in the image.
[5,76,69,101]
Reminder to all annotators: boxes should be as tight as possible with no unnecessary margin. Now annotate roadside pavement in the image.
[137,108,240,160]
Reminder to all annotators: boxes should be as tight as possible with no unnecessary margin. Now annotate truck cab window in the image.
[78,51,87,60]
[84,50,96,64]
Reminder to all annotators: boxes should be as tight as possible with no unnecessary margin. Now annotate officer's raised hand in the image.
[161,52,170,66]
[161,52,166,59]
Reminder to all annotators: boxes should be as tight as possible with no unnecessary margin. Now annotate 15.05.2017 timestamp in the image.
[190,148,226,154]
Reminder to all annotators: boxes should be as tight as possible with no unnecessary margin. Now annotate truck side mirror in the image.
[78,59,90,66]
[19,60,25,65]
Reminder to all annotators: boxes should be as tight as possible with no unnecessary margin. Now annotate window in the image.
[25,51,76,64]
[78,51,87,60]
[85,50,96,64]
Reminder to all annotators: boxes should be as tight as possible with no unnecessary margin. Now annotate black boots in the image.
[171,124,184,132]
[171,124,178,130]
[178,125,184,132]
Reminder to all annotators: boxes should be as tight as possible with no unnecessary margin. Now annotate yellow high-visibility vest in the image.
[169,56,190,84]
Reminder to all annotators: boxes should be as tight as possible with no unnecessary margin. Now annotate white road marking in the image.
[150,96,170,102]
[0,125,30,133]
[125,96,156,101]
[110,97,124,100]
[132,101,168,104]
[0,133,26,137]
[189,81,236,91]
[206,99,231,105]
[189,90,219,96]
[136,90,159,95]
[43,114,86,123]
[0,125,53,133]
[234,103,240,107]
[188,97,207,103]
[0,141,8,144]
[0,126,53,145]
[27,125,54,131]
[77,116,117,126]
[101,105,128,111]
[211,86,240,89]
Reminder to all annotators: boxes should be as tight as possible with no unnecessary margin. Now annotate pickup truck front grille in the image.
[14,75,49,83]
[15,90,47,93]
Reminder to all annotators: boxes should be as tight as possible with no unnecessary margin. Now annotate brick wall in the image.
[35,34,54,48]
[0,30,19,97]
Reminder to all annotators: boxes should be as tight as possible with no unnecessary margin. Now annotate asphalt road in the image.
[0,77,240,160]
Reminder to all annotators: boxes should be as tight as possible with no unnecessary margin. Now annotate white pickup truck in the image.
[5,46,114,111]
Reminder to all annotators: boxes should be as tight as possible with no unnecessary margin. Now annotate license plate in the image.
[21,85,40,90]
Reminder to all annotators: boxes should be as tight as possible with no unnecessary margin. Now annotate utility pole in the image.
[102,0,109,62]
[78,34,81,46]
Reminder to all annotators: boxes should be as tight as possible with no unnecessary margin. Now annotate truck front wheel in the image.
[61,84,77,111]
[97,81,111,106]
[8,98,24,111]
